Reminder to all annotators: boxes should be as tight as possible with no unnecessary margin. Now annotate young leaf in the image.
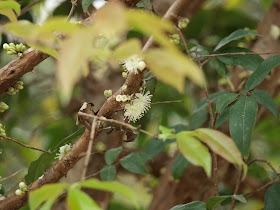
[105,146,122,165]
[145,49,205,93]
[80,178,139,208]
[0,8,17,22]
[216,93,238,114]
[100,165,117,181]
[216,47,264,71]
[171,152,189,180]
[214,29,261,51]
[233,195,247,203]
[120,152,151,175]
[195,128,243,167]
[67,188,101,210]
[170,201,206,210]
[253,89,279,119]
[245,55,280,91]
[264,182,280,210]
[229,96,258,158]
[113,38,142,60]
[193,91,228,114]
[0,1,21,15]
[29,183,70,210]
[158,125,176,141]
[177,131,211,177]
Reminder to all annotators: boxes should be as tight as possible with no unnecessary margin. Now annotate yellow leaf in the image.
[0,1,20,15]
[113,39,142,60]
[57,28,96,104]
[0,8,17,22]
[40,16,80,34]
[145,49,205,92]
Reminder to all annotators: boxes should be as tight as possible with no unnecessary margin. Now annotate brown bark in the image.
[149,1,280,209]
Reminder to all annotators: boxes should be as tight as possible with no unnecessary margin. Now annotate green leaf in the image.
[233,194,247,203]
[80,178,139,208]
[253,89,279,119]
[67,188,101,210]
[210,58,226,76]
[140,0,152,10]
[105,146,122,165]
[171,152,189,180]
[229,96,258,158]
[113,38,142,60]
[145,49,205,93]
[245,55,280,91]
[82,0,95,13]
[195,128,243,167]
[29,183,69,210]
[0,1,21,15]
[100,165,117,181]
[264,182,280,210]
[170,201,206,210]
[206,195,246,210]
[214,29,261,51]
[25,153,56,185]
[144,138,166,158]
[215,107,229,129]
[216,47,264,71]
[190,109,208,129]
[177,131,211,177]
[193,91,228,113]
[120,152,151,175]
[216,93,238,114]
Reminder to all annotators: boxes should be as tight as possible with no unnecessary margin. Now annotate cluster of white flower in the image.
[15,182,28,196]
[116,95,131,102]
[124,91,152,122]
[55,144,72,160]
[121,55,146,74]
[270,24,280,40]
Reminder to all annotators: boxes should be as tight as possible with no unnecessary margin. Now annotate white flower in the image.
[121,55,142,74]
[56,144,72,160]
[124,91,152,122]
[270,24,280,40]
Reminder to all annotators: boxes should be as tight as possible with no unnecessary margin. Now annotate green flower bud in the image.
[7,51,14,55]
[172,34,180,40]
[9,43,15,47]
[104,89,112,97]
[122,72,128,78]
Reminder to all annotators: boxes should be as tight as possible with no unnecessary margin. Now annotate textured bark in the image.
[149,1,280,209]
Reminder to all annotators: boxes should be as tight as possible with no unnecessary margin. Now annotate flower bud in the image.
[137,61,146,71]
[19,182,27,189]
[122,72,128,78]
[3,43,9,50]
[15,189,23,196]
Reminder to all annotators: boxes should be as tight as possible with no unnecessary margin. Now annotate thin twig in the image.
[151,100,184,105]
[19,0,43,17]
[81,116,98,181]
[78,112,158,139]
[247,158,279,176]
[0,169,24,182]
[0,135,51,154]
[177,28,191,57]
[67,0,78,20]
[196,51,280,59]
[144,75,156,82]
[230,169,243,210]
[244,180,279,197]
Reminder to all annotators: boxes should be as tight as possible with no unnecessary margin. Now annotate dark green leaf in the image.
[216,47,264,71]
[82,0,94,13]
[229,96,258,157]
[264,182,280,210]
[25,153,56,185]
[190,109,208,129]
[67,189,100,210]
[120,152,151,175]
[171,152,189,180]
[170,201,206,210]
[245,55,280,91]
[144,138,166,158]
[193,91,228,114]
[100,165,116,181]
[210,58,226,76]
[216,93,238,114]
[206,196,230,210]
[214,29,261,51]
[215,107,229,129]
[253,89,279,118]
[105,146,122,165]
